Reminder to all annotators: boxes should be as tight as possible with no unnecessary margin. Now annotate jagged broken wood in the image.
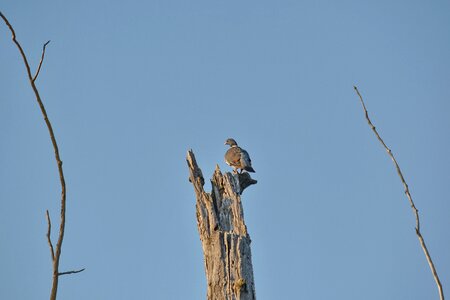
[186,150,257,300]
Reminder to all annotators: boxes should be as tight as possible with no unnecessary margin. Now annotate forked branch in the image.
[33,40,50,82]
[1,11,84,300]
[354,86,444,300]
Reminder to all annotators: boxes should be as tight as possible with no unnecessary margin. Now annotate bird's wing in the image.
[240,149,252,168]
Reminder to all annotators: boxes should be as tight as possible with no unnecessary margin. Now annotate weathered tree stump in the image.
[186,150,257,300]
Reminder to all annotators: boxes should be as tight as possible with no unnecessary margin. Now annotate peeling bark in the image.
[187,150,257,300]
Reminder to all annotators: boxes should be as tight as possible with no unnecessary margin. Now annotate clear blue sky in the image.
[1,1,449,299]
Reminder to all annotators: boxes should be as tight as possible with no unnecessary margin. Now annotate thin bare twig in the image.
[1,11,81,300]
[46,210,55,261]
[33,40,51,82]
[58,268,85,276]
[354,86,444,300]
[0,12,32,80]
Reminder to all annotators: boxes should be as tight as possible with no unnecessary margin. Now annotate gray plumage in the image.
[224,138,255,173]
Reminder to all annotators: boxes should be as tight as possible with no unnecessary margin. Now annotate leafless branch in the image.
[33,40,50,82]
[58,268,85,276]
[46,210,55,261]
[354,86,444,300]
[0,11,33,81]
[1,11,81,300]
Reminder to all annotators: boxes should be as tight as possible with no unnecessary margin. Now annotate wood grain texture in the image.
[187,150,257,300]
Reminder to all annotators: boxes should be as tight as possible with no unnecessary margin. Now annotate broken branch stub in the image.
[186,150,256,300]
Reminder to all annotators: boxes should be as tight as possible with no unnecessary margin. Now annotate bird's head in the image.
[224,138,238,147]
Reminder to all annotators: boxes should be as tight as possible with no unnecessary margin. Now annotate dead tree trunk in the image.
[186,150,257,300]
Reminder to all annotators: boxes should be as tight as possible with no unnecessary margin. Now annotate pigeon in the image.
[224,138,255,173]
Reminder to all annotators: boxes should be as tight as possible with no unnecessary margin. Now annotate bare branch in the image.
[46,210,55,261]
[1,11,74,300]
[0,11,33,81]
[33,40,51,82]
[354,86,444,300]
[58,268,85,276]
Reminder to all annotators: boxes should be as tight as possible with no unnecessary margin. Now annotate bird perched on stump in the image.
[224,138,255,174]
